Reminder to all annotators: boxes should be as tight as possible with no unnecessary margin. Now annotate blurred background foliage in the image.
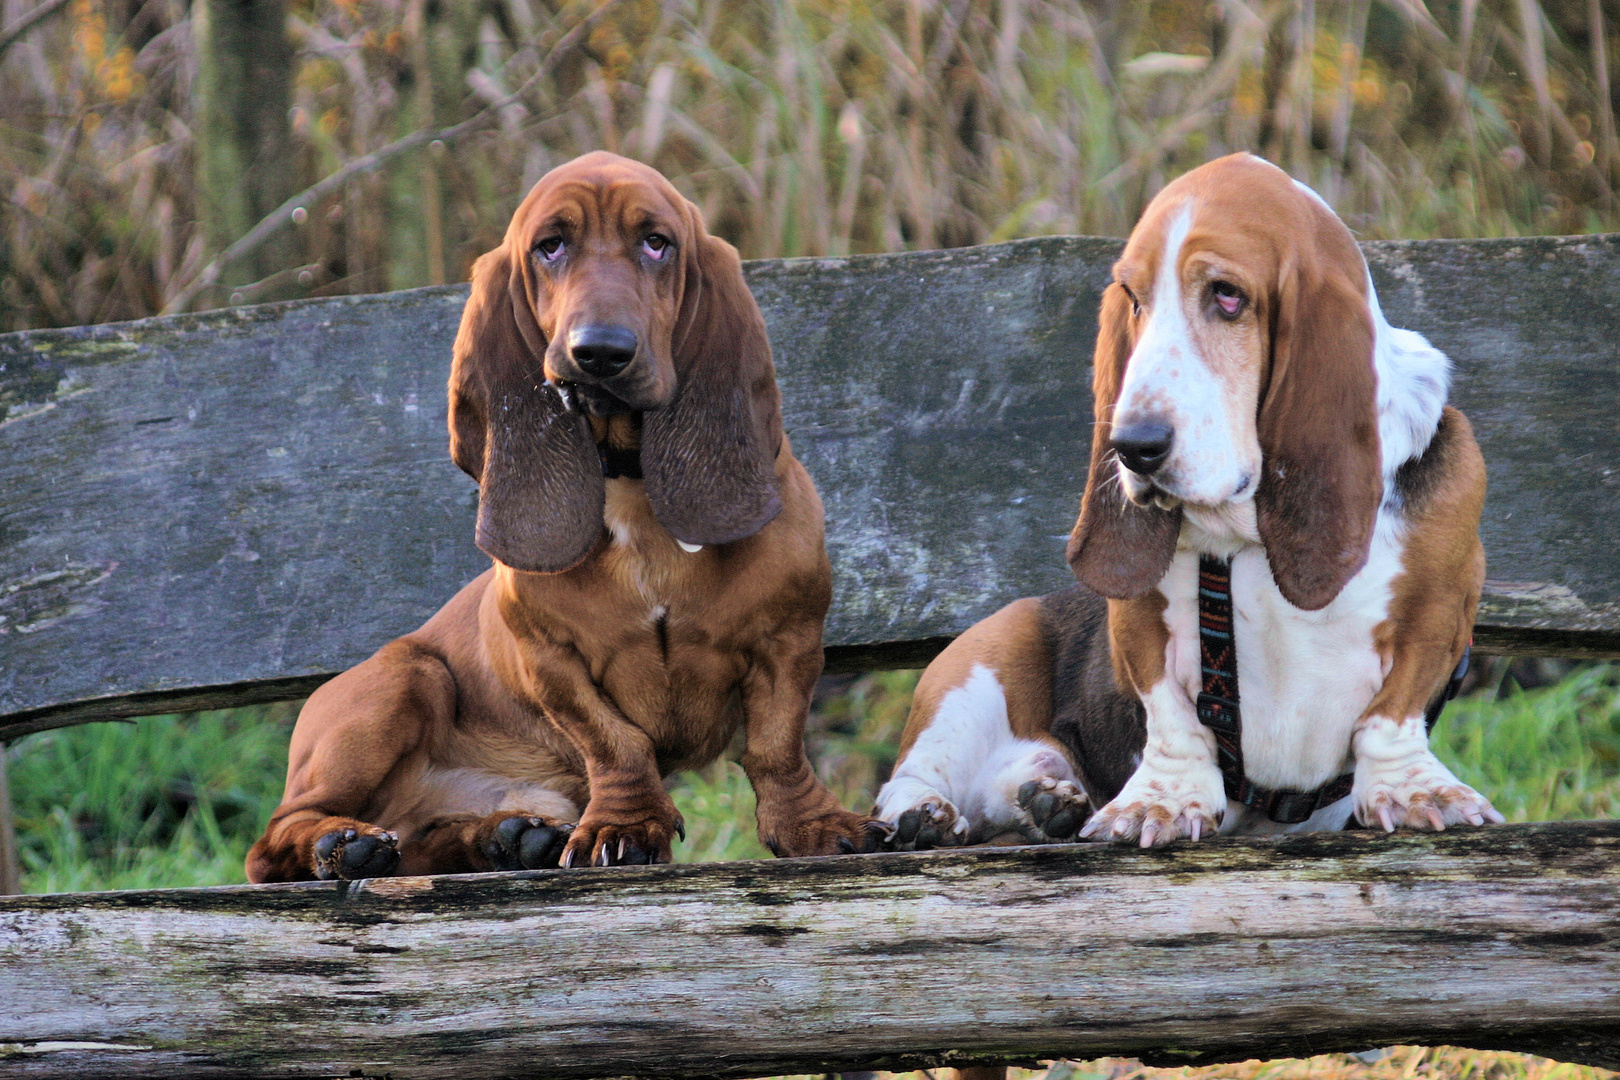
[4,0,1620,331]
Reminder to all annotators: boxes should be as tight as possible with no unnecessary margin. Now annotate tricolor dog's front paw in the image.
[1354,757,1504,832]
[1080,765,1225,847]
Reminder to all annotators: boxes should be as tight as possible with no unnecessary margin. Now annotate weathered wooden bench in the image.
[1,236,1618,1078]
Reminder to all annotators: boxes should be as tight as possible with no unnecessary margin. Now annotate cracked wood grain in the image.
[2,821,1619,1078]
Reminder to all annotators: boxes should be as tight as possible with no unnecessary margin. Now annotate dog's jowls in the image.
[247,152,885,882]
[875,153,1502,851]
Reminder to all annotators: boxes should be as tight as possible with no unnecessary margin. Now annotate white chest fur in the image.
[1163,512,1404,794]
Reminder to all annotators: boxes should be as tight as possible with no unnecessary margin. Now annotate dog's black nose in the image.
[1111,420,1174,476]
[568,325,637,378]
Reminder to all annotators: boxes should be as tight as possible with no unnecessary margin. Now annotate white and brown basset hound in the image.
[875,153,1502,849]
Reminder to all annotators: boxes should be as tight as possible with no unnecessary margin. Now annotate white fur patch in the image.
[873,664,1075,842]
[1367,275,1451,478]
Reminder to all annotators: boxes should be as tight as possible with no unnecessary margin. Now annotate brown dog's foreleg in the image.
[741,625,890,857]
[245,639,454,883]
[517,641,683,867]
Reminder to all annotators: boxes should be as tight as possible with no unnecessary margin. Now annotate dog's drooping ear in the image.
[449,249,604,573]
[641,226,783,547]
[1255,216,1381,611]
[1067,282,1180,598]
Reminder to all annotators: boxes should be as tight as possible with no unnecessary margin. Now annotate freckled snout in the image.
[568,324,638,379]
[1111,419,1174,477]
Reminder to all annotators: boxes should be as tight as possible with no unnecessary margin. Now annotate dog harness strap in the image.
[598,444,643,479]
[1195,555,1354,825]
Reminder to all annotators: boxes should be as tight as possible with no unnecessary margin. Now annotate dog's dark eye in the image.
[1119,283,1141,317]
[535,237,564,262]
[1211,280,1244,318]
[642,234,671,261]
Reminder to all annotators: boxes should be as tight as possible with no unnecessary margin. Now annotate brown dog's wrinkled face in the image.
[510,152,694,416]
[449,151,785,572]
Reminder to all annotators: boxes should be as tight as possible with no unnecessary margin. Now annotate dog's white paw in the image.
[1354,757,1504,832]
[1079,764,1225,847]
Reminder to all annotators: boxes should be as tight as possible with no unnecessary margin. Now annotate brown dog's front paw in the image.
[561,804,685,868]
[312,824,400,880]
[479,813,574,871]
[765,811,892,858]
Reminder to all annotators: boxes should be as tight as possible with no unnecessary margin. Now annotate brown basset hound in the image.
[875,153,1502,850]
[247,152,884,882]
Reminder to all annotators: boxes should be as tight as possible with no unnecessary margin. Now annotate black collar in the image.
[599,443,642,480]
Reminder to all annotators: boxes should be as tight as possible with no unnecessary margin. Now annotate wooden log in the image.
[3,236,1619,738]
[1,821,1618,1079]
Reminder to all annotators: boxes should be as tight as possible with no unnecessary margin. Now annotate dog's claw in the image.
[1188,816,1203,842]
[1378,805,1396,833]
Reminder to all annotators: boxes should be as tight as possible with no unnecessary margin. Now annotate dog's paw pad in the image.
[314,827,400,880]
[1016,777,1090,840]
[889,797,968,851]
[483,815,574,871]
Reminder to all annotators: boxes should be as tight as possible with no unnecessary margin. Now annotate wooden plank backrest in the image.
[3,235,1618,741]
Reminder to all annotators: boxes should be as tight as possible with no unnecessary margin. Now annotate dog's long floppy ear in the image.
[1255,220,1381,611]
[448,248,604,573]
[1066,282,1180,597]
[641,219,783,547]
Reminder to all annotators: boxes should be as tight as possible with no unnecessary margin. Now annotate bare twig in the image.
[0,0,70,64]
[161,0,627,316]
[158,109,495,314]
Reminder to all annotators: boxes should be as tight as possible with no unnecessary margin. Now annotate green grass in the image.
[7,663,1619,894]
[1432,664,1620,823]
[8,704,294,893]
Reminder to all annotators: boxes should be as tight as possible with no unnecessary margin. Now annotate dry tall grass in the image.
[3,0,1619,330]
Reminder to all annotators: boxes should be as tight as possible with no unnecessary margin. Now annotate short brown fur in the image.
[248,153,878,882]
[895,598,1061,762]
[1364,407,1487,726]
